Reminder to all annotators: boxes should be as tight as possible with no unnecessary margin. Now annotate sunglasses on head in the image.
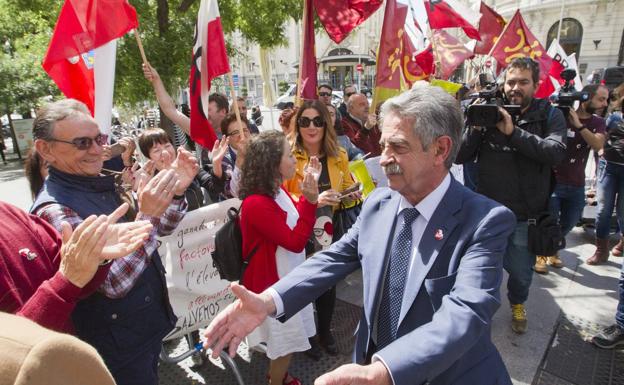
[318,92,331,97]
[49,133,108,150]
[298,116,325,128]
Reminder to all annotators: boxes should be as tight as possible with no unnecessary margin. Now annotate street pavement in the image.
[1,157,622,384]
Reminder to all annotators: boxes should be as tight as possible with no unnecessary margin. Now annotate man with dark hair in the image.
[209,92,229,136]
[231,96,259,134]
[456,57,567,334]
[338,84,357,116]
[318,84,333,105]
[538,84,607,272]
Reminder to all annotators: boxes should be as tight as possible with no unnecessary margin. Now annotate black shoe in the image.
[592,324,624,349]
[304,337,322,361]
[320,332,338,356]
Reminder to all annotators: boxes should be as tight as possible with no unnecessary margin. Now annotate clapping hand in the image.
[168,147,200,195]
[137,168,180,217]
[59,203,152,288]
[301,156,320,204]
[211,137,230,178]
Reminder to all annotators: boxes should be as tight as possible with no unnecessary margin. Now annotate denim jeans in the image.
[503,221,535,305]
[617,261,624,328]
[549,183,586,236]
[595,159,624,239]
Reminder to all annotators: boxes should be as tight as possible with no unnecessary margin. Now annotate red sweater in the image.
[240,190,316,294]
[0,202,110,332]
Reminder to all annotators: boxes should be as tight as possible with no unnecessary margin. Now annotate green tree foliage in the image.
[0,0,304,113]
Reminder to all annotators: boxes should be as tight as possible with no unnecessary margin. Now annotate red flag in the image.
[313,0,383,44]
[425,0,482,41]
[42,0,138,115]
[474,1,506,55]
[402,40,433,89]
[298,0,318,101]
[189,0,230,148]
[490,10,558,98]
[431,30,475,80]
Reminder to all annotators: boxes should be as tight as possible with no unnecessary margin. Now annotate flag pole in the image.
[295,0,308,107]
[555,0,565,43]
[227,72,245,132]
[134,29,148,64]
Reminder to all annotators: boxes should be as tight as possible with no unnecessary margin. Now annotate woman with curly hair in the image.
[283,100,359,359]
[239,130,319,385]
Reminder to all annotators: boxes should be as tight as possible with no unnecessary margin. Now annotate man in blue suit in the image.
[204,82,516,385]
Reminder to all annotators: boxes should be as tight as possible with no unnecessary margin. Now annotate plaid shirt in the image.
[36,198,187,299]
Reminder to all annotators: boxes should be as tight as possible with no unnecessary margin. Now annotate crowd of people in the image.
[1,56,624,385]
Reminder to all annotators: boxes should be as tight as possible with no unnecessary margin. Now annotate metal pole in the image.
[556,0,565,44]
[358,56,362,91]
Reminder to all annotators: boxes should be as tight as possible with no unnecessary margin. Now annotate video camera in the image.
[550,69,589,116]
[466,74,522,127]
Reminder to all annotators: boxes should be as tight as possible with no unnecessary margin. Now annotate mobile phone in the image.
[338,182,361,199]
[109,142,126,158]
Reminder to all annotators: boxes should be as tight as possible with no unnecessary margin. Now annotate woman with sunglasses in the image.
[283,100,359,360]
[239,130,319,385]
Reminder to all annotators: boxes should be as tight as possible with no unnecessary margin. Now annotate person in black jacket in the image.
[456,57,567,335]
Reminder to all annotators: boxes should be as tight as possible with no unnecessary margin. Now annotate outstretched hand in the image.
[314,362,391,385]
[203,282,276,358]
[101,203,152,259]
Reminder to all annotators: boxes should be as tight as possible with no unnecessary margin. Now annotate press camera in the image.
[466,74,522,127]
[550,69,589,116]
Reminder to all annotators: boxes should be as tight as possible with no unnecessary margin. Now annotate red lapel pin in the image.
[434,229,444,241]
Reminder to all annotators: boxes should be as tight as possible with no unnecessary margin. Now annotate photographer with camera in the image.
[456,57,567,334]
[543,84,607,271]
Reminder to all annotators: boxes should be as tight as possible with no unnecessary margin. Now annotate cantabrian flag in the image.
[189,0,230,148]
[490,10,559,98]
[474,1,506,55]
[372,0,432,110]
[431,30,475,80]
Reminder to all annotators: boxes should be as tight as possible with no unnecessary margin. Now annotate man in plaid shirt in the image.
[31,99,199,385]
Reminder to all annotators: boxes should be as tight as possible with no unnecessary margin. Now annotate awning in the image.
[291,54,376,68]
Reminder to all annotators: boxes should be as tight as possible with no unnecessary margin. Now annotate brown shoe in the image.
[546,255,563,268]
[587,238,610,265]
[534,256,549,274]
[612,237,624,257]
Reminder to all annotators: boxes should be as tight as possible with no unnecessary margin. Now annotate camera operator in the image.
[544,84,607,271]
[456,57,567,335]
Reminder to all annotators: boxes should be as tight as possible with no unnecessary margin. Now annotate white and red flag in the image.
[189,0,230,149]
[42,0,138,135]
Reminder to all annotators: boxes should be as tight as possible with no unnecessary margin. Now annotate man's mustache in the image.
[383,163,403,175]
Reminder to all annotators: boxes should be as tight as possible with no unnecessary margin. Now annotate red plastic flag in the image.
[314,0,384,44]
[474,1,506,55]
[297,0,318,101]
[189,0,230,149]
[425,0,482,41]
[431,30,475,80]
[490,10,558,98]
[42,0,138,115]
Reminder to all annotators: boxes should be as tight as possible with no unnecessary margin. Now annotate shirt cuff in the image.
[266,287,285,318]
[371,354,396,385]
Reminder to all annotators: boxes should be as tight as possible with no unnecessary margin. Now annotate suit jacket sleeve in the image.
[376,205,515,385]
[271,206,364,321]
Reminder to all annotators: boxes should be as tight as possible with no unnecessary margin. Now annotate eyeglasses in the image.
[345,92,356,98]
[318,92,331,97]
[48,133,108,150]
[298,116,325,128]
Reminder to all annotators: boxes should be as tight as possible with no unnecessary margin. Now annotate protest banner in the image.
[158,198,241,340]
